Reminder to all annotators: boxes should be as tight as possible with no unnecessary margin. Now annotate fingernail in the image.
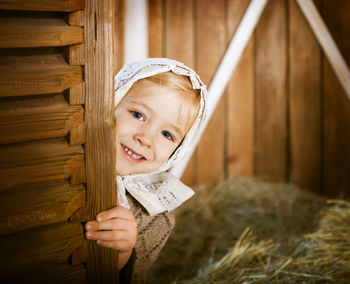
[96,215,102,221]
[85,224,92,230]
[96,240,102,245]
[86,232,92,239]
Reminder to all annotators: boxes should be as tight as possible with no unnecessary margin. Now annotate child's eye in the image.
[131,111,144,121]
[161,130,174,141]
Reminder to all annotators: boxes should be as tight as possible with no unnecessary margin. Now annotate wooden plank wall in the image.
[147,0,350,197]
[0,1,87,282]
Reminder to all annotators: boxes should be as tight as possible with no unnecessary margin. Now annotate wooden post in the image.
[84,0,118,282]
[296,0,350,101]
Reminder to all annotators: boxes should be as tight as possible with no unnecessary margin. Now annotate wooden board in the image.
[165,0,196,185]
[322,0,350,197]
[115,0,125,72]
[255,0,287,181]
[0,94,84,144]
[148,0,164,58]
[83,0,119,281]
[0,138,84,190]
[0,179,85,235]
[7,263,86,283]
[0,17,84,48]
[227,0,254,178]
[0,53,82,97]
[0,0,85,12]
[289,0,321,192]
[0,222,83,280]
[196,0,226,183]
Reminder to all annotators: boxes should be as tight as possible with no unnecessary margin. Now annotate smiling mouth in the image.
[121,144,146,161]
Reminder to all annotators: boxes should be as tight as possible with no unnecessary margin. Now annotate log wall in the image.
[0,0,119,282]
[0,1,87,282]
[147,0,350,197]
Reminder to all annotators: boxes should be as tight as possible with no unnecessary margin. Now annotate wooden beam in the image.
[84,0,118,282]
[0,17,84,48]
[148,0,163,58]
[165,0,196,185]
[0,138,84,190]
[227,0,254,178]
[296,0,350,101]
[289,0,321,192]
[255,0,288,181]
[0,0,85,12]
[0,94,84,144]
[5,264,86,283]
[0,179,85,235]
[0,222,83,280]
[195,0,226,184]
[0,54,82,97]
[322,0,350,197]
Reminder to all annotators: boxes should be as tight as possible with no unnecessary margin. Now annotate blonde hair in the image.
[126,71,200,133]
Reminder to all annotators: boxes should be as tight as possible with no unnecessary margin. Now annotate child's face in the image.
[115,82,195,176]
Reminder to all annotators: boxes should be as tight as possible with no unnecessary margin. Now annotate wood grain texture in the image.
[196,0,226,183]
[289,0,321,191]
[70,123,86,145]
[0,179,85,236]
[0,94,84,144]
[149,0,164,58]
[69,9,85,26]
[0,17,84,48]
[0,138,84,190]
[5,263,86,283]
[69,43,85,65]
[255,0,288,181]
[0,0,85,12]
[0,222,83,281]
[84,0,119,282]
[227,0,254,178]
[115,0,125,72]
[165,0,196,185]
[322,0,350,197]
[68,81,85,105]
[0,53,82,97]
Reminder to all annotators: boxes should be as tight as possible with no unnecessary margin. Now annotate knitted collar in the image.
[115,58,207,216]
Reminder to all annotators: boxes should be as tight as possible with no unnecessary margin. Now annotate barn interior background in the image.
[137,0,349,282]
[0,0,349,283]
[142,0,350,197]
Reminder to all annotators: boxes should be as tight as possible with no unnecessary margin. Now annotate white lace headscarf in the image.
[115,58,207,216]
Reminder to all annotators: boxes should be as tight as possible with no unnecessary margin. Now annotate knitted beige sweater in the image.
[120,194,175,284]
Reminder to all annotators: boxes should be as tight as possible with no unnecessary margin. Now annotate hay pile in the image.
[148,178,349,283]
[173,200,350,283]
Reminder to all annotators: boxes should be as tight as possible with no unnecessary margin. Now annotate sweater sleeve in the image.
[120,195,176,284]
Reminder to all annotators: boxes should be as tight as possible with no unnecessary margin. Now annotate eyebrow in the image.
[129,100,154,114]
[128,100,184,139]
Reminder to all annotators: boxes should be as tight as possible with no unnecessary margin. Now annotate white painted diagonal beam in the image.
[296,0,350,100]
[171,0,268,178]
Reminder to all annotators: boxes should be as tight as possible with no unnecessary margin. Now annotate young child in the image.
[85,58,207,283]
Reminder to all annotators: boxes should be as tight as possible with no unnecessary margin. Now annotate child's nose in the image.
[134,132,152,147]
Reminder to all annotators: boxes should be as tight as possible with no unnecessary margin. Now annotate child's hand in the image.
[85,206,137,254]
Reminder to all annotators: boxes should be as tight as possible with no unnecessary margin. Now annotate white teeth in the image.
[132,153,142,159]
[123,145,143,160]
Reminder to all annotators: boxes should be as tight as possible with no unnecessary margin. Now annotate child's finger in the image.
[96,239,130,252]
[96,206,134,222]
[85,218,135,232]
[85,230,131,242]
